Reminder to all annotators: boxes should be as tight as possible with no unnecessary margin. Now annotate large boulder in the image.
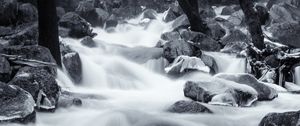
[17,3,38,24]
[0,82,36,123]
[221,41,248,54]
[62,52,82,84]
[0,0,18,26]
[8,67,60,111]
[168,100,212,114]
[163,40,194,63]
[0,56,11,83]
[215,73,278,101]
[180,30,222,51]
[259,111,300,126]
[269,3,300,24]
[59,12,95,38]
[269,22,300,48]
[184,79,258,107]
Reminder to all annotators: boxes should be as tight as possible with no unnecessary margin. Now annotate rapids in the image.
[8,12,300,126]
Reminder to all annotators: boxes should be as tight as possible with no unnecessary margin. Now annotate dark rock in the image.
[180,30,221,51]
[200,53,218,74]
[221,6,236,15]
[81,36,97,47]
[163,40,193,63]
[59,12,95,38]
[255,4,269,25]
[172,15,190,31]
[221,41,248,54]
[142,9,157,20]
[215,73,278,101]
[62,52,82,84]
[184,80,258,107]
[269,3,300,24]
[168,100,212,114]
[8,67,60,111]
[259,111,300,126]
[269,22,300,48]
[0,56,11,83]
[17,3,38,24]
[0,82,35,123]
[161,31,181,41]
[56,7,66,19]
[207,21,226,40]
[0,0,18,26]
[105,15,118,29]
[6,23,38,46]
[0,26,13,37]
[220,29,248,46]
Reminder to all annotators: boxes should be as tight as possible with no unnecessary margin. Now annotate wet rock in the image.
[8,67,60,111]
[0,56,11,83]
[105,15,118,29]
[56,7,66,19]
[180,30,221,51]
[221,41,248,54]
[163,40,193,63]
[269,22,300,48]
[220,29,248,46]
[165,55,210,75]
[81,36,97,47]
[259,111,300,126]
[59,12,95,38]
[200,53,218,74]
[172,15,190,31]
[17,3,38,24]
[161,31,181,41]
[0,82,36,123]
[184,79,258,107]
[168,100,212,114]
[142,9,157,20]
[62,52,82,84]
[215,73,278,101]
[207,21,226,40]
[0,0,18,26]
[221,6,236,15]
[58,91,83,108]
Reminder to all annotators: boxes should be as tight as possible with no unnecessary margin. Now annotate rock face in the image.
[180,30,221,51]
[269,22,300,48]
[168,100,212,114]
[184,79,258,107]
[0,56,11,83]
[259,111,300,126]
[165,55,210,74]
[0,0,18,26]
[59,12,95,38]
[215,73,278,101]
[0,82,36,123]
[62,52,82,84]
[163,40,193,63]
[8,67,60,111]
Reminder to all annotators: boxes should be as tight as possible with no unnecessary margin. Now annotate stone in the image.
[168,100,212,114]
[259,111,300,126]
[221,41,248,54]
[8,67,60,111]
[220,29,248,46]
[269,22,300,48]
[17,3,38,24]
[228,10,245,26]
[62,52,82,84]
[221,6,236,15]
[0,82,35,123]
[172,15,190,31]
[142,9,157,20]
[0,56,11,83]
[6,23,38,46]
[161,31,181,41]
[80,36,97,47]
[163,40,194,63]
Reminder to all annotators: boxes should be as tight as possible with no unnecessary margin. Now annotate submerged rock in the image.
[62,52,82,84]
[59,12,95,38]
[259,111,300,126]
[184,79,258,107]
[8,67,60,111]
[80,36,97,48]
[165,55,210,75]
[163,40,193,63]
[215,73,278,101]
[0,82,36,123]
[168,100,212,114]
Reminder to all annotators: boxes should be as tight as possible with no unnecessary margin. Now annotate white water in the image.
[7,13,300,126]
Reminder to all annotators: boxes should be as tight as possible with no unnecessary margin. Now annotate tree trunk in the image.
[37,0,62,67]
[177,0,210,34]
[239,0,265,50]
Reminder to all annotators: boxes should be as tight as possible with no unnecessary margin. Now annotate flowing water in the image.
[9,13,300,126]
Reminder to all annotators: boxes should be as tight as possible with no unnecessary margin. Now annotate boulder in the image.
[168,100,212,114]
[161,31,181,41]
[80,36,97,47]
[0,0,18,26]
[105,15,118,29]
[207,21,226,40]
[227,10,245,26]
[163,40,194,63]
[220,29,248,46]
[184,79,258,107]
[269,3,300,24]
[0,82,35,123]
[8,67,60,111]
[165,55,210,74]
[62,52,82,84]
[200,53,218,74]
[56,0,81,12]
[163,3,183,22]
[0,56,11,83]
[215,73,278,101]
[180,30,221,51]
[259,111,300,126]
[59,12,95,38]
[269,22,300,48]
[221,41,248,54]
[6,22,38,46]
[221,6,236,15]
[142,9,157,20]
[172,15,190,31]
[17,3,38,24]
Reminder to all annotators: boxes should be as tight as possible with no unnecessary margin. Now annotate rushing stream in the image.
[9,13,300,126]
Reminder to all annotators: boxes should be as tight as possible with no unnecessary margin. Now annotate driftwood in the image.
[0,54,57,67]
